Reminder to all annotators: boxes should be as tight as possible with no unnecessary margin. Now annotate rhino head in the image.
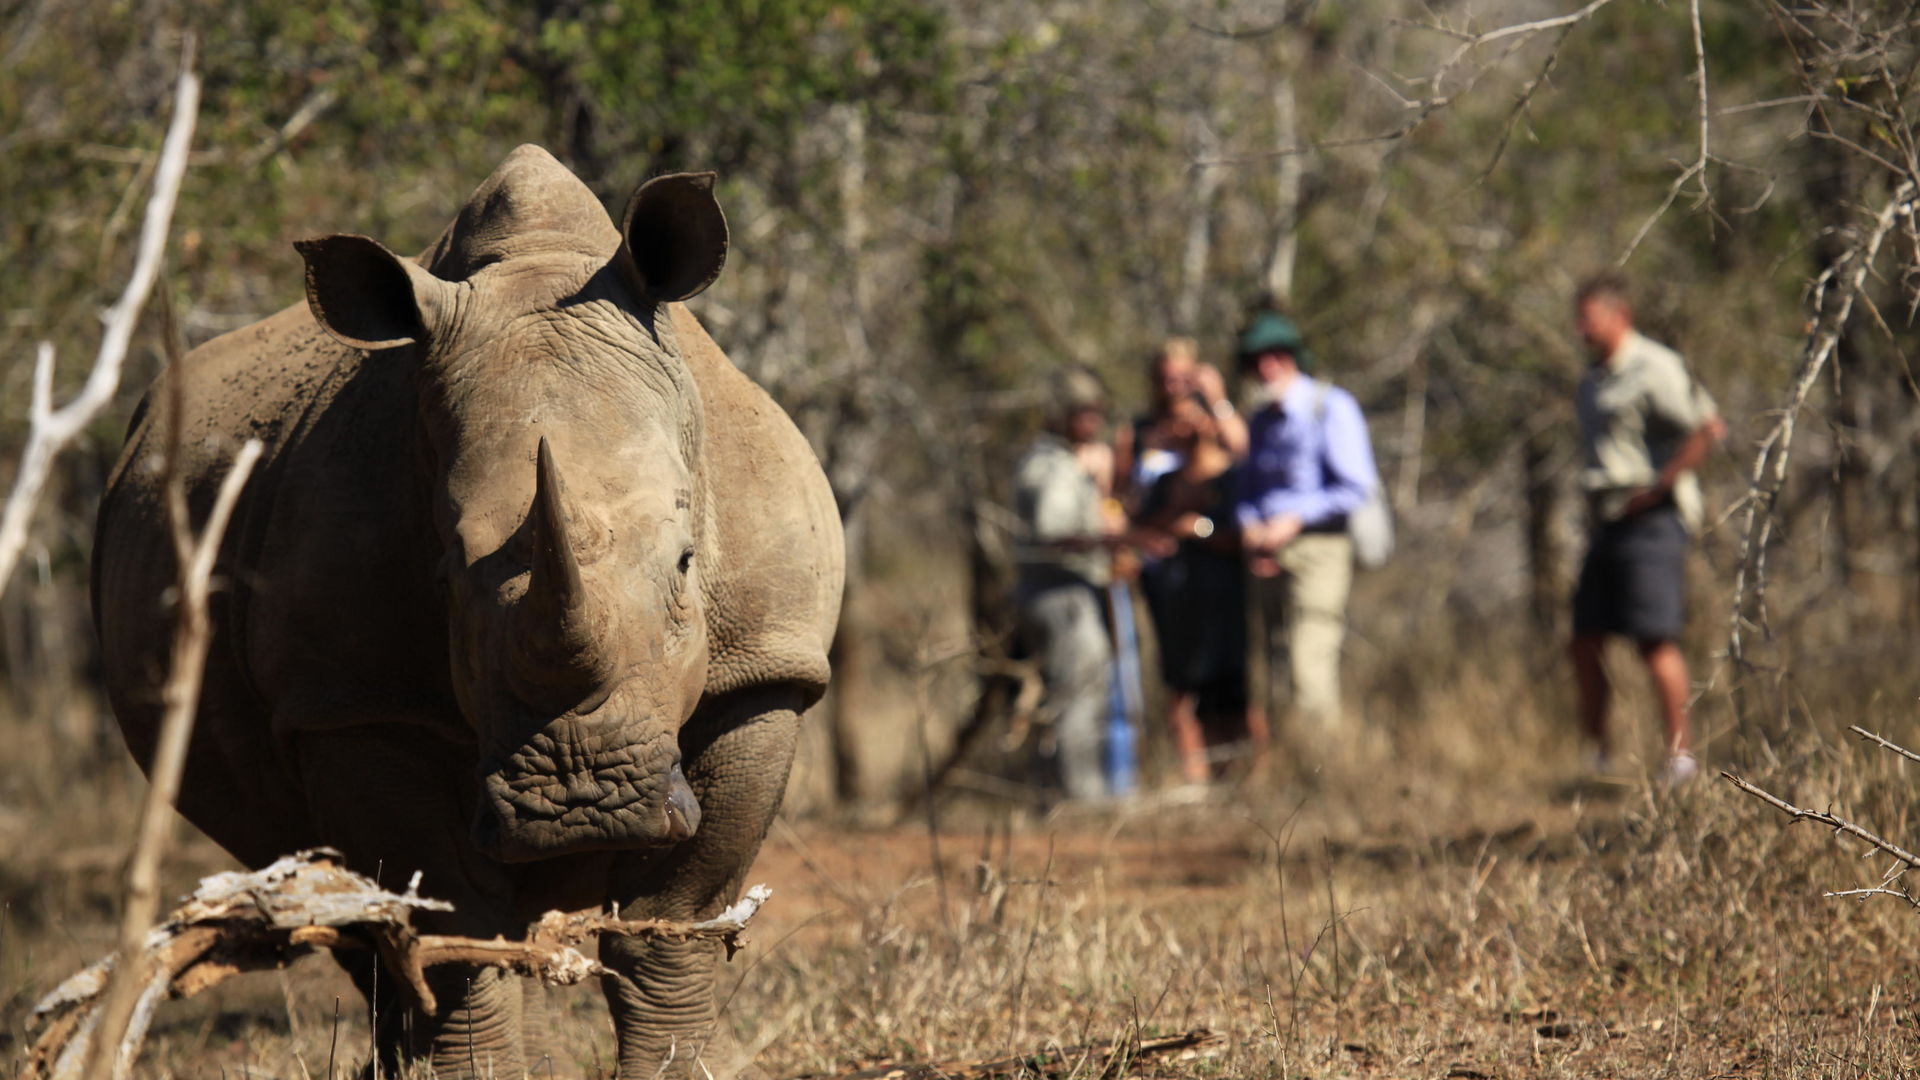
[293,146,728,862]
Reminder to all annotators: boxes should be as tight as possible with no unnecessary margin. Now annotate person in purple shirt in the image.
[1234,311,1380,743]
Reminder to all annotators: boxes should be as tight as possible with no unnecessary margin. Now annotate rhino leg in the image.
[294,722,533,1078]
[600,685,805,1080]
[338,954,526,1080]
[521,979,557,1075]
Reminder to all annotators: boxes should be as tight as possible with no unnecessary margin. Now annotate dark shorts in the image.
[1572,506,1688,641]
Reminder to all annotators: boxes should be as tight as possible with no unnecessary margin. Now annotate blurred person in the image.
[1013,367,1171,800]
[1114,338,1248,510]
[1109,342,1243,787]
[1570,274,1726,785]
[1233,311,1380,741]
[1137,394,1267,783]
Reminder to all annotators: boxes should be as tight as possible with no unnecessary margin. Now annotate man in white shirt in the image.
[1571,274,1727,784]
[1013,367,1168,799]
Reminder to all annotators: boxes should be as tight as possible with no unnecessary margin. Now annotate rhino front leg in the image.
[294,722,531,1079]
[600,686,804,1080]
[339,957,526,1080]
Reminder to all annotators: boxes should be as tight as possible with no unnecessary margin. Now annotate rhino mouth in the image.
[473,723,700,863]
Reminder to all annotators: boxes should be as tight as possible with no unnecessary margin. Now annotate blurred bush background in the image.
[3,0,1916,808]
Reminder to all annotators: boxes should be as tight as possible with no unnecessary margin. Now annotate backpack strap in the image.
[1309,380,1335,488]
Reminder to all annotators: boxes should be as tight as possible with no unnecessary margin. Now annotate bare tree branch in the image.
[1618,0,1713,264]
[1479,25,1577,178]
[1825,885,1920,907]
[1722,771,1920,870]
[73,85,337,170]
[1412,0,1618,102]
[0,45,199,588]
[1202,0,1621,169]
[1139,0,1292,40]
[81,436,261,1080]
[1728,183,1913,666]
[1847,725,1920,768]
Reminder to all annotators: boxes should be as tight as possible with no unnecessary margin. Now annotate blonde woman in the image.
[1113,338,1247,512]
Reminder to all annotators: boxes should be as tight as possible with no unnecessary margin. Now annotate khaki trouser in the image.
[1017,579,1113,800]
[1250,533,1353,739]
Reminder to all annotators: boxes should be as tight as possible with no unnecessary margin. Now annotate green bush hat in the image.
[1236,311,1315,372]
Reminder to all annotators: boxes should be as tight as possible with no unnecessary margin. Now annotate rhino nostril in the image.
[663,763,700,841]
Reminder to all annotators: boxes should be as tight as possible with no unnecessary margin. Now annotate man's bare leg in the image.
[1244,705,1271,777]
[1638,639,1693,758]
[1570,633,1611,760]
[1166,691,1209,784]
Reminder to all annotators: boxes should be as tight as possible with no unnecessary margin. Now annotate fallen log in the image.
[26,847,770,1080]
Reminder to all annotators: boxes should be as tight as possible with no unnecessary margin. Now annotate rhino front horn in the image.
[517,437,597,675]
[529,438,585,609]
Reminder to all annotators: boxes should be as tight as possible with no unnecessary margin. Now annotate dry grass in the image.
[4,613,1919,1079]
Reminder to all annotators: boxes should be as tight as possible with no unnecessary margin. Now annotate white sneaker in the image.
[1663,752,1700,786]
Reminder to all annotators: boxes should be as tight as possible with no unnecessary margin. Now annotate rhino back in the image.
[674,306,844,706]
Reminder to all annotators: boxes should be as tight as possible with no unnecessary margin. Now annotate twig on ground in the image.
[797,1027,1221,1080]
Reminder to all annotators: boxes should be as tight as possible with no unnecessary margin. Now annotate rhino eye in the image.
[677,547,694,575]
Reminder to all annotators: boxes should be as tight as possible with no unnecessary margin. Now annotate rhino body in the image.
[92,146,844,1078]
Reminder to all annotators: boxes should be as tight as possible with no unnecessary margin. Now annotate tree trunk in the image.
[1175,110,1223,333]
[824,103,879,803]
[1263,70,1303,309]
[1805,112,1861,601]
[904,488,1022,815]
[1524,426,1560,634]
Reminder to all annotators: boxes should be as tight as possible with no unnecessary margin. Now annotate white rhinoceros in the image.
[92,144,845,1078]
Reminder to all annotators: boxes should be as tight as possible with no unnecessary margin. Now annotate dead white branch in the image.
[0,49,199,588]
[1263,70,1302,306]
[1415,0,1619,129]
[81,434,261,1080]
[28,849,773,1080]
[1825,885,1920,906]
[1199,0,1621,168]
[1728,182,1913,664]
[1618,0,1712,263]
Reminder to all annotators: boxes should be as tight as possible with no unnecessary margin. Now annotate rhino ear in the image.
[619,171,728,303]
[294,234,450,351]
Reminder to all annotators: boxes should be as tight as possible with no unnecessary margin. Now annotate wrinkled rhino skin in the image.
[91,146,844,1078]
